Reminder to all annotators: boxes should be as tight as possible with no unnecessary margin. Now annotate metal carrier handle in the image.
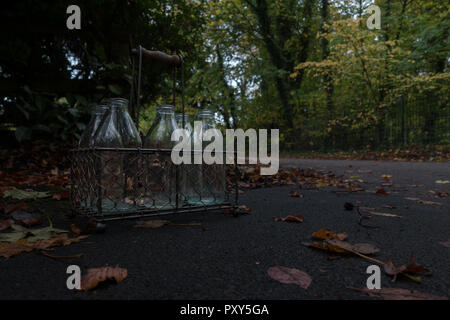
[129,45,185,131]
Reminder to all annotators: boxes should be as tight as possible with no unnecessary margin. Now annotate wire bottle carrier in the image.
[70,46,239,221]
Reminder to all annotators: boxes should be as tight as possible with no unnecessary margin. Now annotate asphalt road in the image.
[1,159,449,299]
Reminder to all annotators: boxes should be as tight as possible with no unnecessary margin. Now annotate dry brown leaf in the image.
[347,287,448,300]
[134,220,170,228]
[383,256,428,283]
[311,228,347,241]
[376,188,388,195]
[326,239,380,255]
[0,234,88,258]
[4,202,29,214]
[71,219,105,235]
[238,205,252,212]
[221,207,234,214]
[405,256,426,274]
[0,219,13,231]
[71,224,82,235]
[11,211,43,226]
[80,266,128,291]
[275,214,304,223]
[41,251,84,259]
[383,258,407,282]
[303,241,348,254]
[440,240,450,248]
[267,266,312,289]
[52,192,70,200]
[365,211,402,218]
[405,197,442,206]
[312,228,337,240]
[288,190,302,198]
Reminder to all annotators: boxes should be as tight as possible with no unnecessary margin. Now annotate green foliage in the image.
[1,0,448,150]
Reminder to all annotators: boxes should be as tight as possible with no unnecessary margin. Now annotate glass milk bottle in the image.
[92,102,127,214]
[77,104,109,210]
[105,98,142,209]
[79,104,109,148]
[196,109,226,205]
[143,105,178,209]
[176,113,194,205]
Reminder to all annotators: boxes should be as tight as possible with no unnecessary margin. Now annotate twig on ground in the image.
[40,251,84,259]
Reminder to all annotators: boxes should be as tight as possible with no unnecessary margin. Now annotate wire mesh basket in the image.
[70,46,239,221]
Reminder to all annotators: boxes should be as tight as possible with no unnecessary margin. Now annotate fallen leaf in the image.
[221,207,234,214]
[80,266,127,291]
[41,251,84,259]
[311,228,347,241]
[134,220,170,228]
[275,214,304,223]
[383,256,429,283]
[364,211,402,218]
[405,256,427,274]
[267,266,312,289]
[376,188,388,195]
[384,258,407,282]
[0,219,13,231]
[52,192,70,200]
[4,202,29,214]
[326,239,380,255]
[2,187,51,200]
[288,190,302,198]
[346,287,447,300]
[0,234,88,258]
[238,205,252,213]
[0,220,67,243]
[71,219,105,235]
[439,240,450,248]
[11,211,43,226]
[381,174,392,179]
[71,224,82,235]
[404,197,442,206]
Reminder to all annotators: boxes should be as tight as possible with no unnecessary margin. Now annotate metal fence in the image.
[291,95,450,152]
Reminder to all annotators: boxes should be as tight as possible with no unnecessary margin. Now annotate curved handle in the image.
[131,47,182,67]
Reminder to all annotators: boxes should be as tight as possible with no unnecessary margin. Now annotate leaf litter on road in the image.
[0,218,68,243]
[0,234,88,258]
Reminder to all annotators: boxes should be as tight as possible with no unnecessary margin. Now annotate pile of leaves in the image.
[227,165,363,192]
[0,140,72,191]
[282,145,450,162]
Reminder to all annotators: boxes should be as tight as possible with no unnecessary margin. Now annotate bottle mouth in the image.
[158,104,175,114]
[197,109,214,117]
[93,104,109,114]
[106,98,129,106]
[176,113,190,120]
